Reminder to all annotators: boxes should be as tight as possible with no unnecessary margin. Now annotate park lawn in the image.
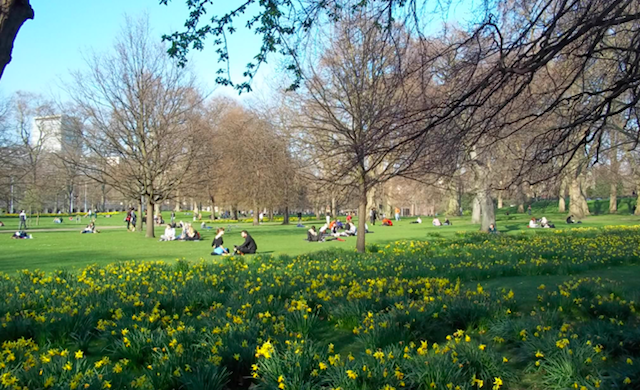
[0,211,638,273]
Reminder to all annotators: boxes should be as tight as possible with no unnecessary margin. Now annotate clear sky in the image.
[1,0,477,103]
[0,0,270,101]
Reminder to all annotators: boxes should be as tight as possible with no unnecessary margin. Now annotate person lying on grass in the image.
[234,230,257,255]
[382,218,393,226]
[11,231,31,239]
[81,222,99,234]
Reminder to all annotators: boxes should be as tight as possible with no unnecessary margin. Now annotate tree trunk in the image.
[331,197,337,218]
[137,200,143,233]
[635,182,640,216]
[497,191,503,209]
[356,182,367,253]
[0,0,34,80]
[253,200,259,226]
[609,182,617,214]
[282,206,290,225]
[569,176,590,219]
[446,187,460,216]
[471,195,481,224]
[232,205,238,220]
[268,208,274,222]
[558,180,567,213]
[146,198,155,238]
[478,190,495,232]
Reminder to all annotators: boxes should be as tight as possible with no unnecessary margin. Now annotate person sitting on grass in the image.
[382,218,393,226]
[184,225,200,241]
[53,217,63,224]
[432,218,442,227]
[410,216,422,224]
[345,222,357,236]
[307,226,321,242]
[540,216,555,228]
[234,230,257,255]
[319,223,329,236]
[529,218,538,228]
[444,218,452,226]
[160,224,176,241]
[566,215,582,224]
[211,228,229,255]
[0,221,4,227]
[488,223,498,234]
[81,222,99,234]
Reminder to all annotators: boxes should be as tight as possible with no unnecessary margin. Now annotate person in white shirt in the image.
[432,218,442,227]
[160,224,176,241]
[529,218,538,228]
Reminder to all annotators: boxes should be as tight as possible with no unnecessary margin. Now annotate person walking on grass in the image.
[18,210,27,230]
[395,207,400,221]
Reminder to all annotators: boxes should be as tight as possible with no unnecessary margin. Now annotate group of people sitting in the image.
[160,221,201,241]
[431,217,452,227]
[528,216,556,229]
[211,228,257,255]
[307,219,362,242]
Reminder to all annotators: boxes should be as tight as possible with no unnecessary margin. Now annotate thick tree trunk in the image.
[569,176,590,219]
[282,206,290,225]
[356,183,367,253]
[558,180,567,213]
[497,191,503,209]
[0,0,34,79]
[609,183,617,214]
[471,195,481,224]
[478,190,495,232]
[146,198,155,238]
[635,183,640,216]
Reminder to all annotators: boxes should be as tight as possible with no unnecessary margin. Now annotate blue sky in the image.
[0,0,269,101]
[1,0,477,102]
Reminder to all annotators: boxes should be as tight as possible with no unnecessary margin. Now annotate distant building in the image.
[32,115,82,153]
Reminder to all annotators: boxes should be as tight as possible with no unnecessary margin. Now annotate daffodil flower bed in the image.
[0,226,639,389]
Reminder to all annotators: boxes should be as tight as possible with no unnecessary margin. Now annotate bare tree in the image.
[296,12,455,252]
[65,16,207,237]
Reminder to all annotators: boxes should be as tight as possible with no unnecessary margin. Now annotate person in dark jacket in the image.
[234,230,257,255]
[211,228,229,255]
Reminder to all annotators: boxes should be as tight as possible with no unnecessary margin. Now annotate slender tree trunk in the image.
[609,183,617,214]
[146,198,155,238]
[569,176,590,219]
[356,182,367,253]
[446,181,460,216]
[253,200,259,226]
[471,195,481,224]
[282,206,290,225]
[268,208,274,221]
[331,197,337,218]
[232,205,238,220]
[558,180,567,213]
[497,191,503,209]
[137,200,143,233]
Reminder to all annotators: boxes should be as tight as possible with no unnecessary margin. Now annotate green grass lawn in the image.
[0,209,638,273]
